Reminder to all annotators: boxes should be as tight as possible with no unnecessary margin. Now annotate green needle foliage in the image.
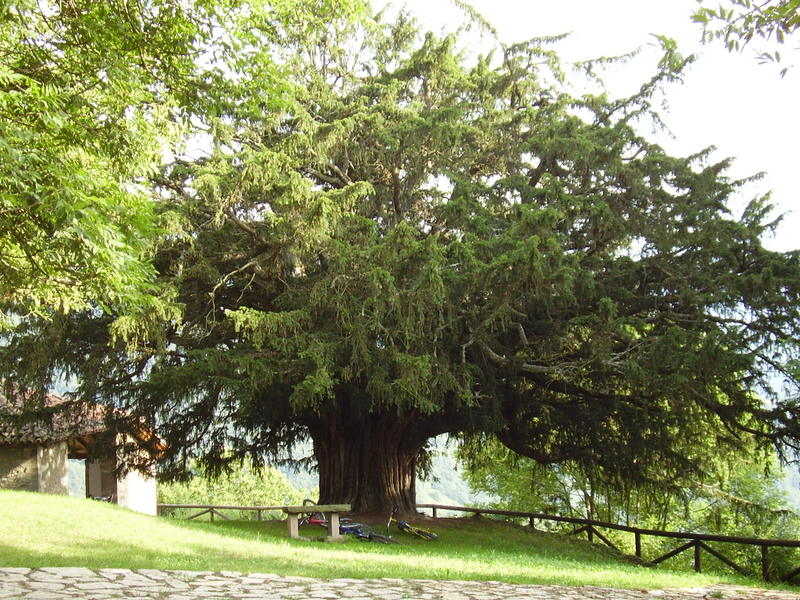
[3,5,800,514]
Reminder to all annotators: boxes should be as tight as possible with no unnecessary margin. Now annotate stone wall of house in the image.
[0,446,38,491]
[0,443,69,495]
[1,440,156,513]
[36,442,69,495]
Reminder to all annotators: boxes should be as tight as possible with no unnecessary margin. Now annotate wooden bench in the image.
[284,503,351,541]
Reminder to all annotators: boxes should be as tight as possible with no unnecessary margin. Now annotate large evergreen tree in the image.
[4,9,800,514]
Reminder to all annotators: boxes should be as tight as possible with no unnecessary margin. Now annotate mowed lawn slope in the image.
[0,490,782,590]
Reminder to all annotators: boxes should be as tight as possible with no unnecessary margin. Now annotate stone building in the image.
[0,392,158,515]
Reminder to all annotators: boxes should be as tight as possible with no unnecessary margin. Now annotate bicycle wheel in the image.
[340,522,366,536]
[368,532,402,544]
[300,499,326,528]
[416,529,438,541]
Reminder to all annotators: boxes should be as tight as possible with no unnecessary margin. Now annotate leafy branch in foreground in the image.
[0,0,200,319]
[693,0,800,75]
[0,0,367,323]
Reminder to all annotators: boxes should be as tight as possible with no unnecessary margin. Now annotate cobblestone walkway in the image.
[1,568,799,600]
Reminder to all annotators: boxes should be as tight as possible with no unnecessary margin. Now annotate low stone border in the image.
[1,568,799,600]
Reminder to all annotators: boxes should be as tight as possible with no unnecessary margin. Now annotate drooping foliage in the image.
[461,437,797,530]
[3,6,800,513]
[461,437,800,577]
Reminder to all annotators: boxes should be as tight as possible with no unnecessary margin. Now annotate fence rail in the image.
[158,503,290,522]
[417,503,800,582]
[157,502,800,582]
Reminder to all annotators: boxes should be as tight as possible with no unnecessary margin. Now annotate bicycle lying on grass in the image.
[299,501,401,544]
[387,507,439,540]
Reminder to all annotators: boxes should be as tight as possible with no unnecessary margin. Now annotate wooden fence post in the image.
[694,541,702,573]
[762,545,770,582]
[635,532,642,558]
[697,541,749,577]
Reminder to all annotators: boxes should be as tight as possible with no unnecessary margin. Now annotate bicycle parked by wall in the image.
[387,507,438,540]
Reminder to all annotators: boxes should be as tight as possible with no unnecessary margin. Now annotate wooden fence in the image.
[417,504,800,583]
[158,503,289,522]
[157,502,800,583]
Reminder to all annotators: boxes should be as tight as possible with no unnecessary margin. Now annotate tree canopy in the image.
[3,6,800,514]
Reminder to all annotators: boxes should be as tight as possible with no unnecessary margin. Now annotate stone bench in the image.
[284,503,351,541]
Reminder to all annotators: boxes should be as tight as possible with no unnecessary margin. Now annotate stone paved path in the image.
[1,568,799,600]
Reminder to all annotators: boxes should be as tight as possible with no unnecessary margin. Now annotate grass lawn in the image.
[0,490,795,591]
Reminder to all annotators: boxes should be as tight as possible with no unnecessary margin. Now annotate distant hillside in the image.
[781,466,800,511]
[416,445,494,508]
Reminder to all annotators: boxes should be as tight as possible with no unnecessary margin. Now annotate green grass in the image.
[0,490,792,591]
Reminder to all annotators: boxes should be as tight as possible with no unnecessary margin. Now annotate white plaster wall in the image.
[36,442,69,495]
[116,468,157,515]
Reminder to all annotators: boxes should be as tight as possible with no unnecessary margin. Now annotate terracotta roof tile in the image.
[0,391,107,446]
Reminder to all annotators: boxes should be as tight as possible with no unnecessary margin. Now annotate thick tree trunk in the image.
[310,413,425,515]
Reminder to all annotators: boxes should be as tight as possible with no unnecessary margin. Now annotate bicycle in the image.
[298,498,326,527]
[387,507,439,540]
[299,500,401,544]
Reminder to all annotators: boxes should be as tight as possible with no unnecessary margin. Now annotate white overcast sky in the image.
[373,0,800,252]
